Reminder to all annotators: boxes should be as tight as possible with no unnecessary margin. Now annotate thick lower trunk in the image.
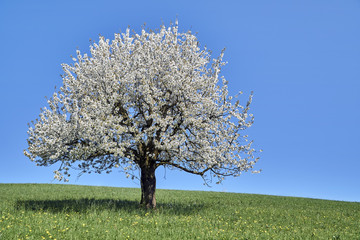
[139,163,157,209]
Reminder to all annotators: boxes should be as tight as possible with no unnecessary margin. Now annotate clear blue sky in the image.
[1,0,359,202]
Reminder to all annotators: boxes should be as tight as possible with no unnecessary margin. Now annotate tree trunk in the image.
[139,162,157,209]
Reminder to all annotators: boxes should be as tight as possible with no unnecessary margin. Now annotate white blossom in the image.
[24,22,260,184]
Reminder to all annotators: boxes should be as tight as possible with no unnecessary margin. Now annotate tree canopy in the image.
[25,22,260,208]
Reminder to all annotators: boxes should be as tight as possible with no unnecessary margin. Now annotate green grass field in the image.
[0,184,359,239]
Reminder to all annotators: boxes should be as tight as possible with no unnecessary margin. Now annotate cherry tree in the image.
[25,22,260,208]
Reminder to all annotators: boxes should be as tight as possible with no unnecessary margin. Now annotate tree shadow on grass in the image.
[15,198,205,215]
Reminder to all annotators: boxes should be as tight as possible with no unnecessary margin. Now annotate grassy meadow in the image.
[0,184,359,239]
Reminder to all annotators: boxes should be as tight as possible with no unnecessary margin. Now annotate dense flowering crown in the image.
[25,22,259,183]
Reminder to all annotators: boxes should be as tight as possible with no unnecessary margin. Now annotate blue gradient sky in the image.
[1,0,359,202]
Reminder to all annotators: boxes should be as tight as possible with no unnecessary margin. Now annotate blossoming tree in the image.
[25,22,259,208]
